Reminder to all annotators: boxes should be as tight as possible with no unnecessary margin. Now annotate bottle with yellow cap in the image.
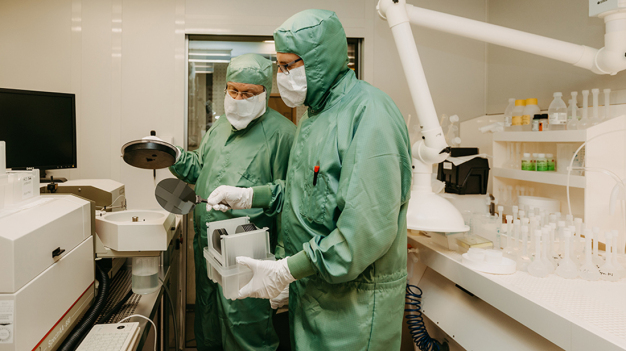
[510,99,526,131]
[522,98,540,131]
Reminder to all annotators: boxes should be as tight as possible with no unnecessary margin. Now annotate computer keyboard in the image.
[76,323,140,351]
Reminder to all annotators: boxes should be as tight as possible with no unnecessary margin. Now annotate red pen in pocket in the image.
[313,164,320,186]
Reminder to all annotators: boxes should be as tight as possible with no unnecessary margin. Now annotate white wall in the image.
[486,0,626,114]
[0,0,487,209]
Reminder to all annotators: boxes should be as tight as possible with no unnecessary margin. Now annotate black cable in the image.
[405,284,443,351]
[58,261,110,351]
[160,278,180,351]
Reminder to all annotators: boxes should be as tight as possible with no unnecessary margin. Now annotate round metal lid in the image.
[121,139,177,169]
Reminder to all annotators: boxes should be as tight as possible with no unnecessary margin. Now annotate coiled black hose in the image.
[405,284,442,351]
[58,261,110,351]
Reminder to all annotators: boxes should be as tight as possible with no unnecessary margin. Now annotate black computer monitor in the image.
[0,88,77,177]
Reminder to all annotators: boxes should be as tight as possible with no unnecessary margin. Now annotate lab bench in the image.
[408,232,626,351]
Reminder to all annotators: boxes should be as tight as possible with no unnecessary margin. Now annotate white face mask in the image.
[224,91,267,130]
[277,65,307,107]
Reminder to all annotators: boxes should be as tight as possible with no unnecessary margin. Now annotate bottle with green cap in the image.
[536,153,548,171]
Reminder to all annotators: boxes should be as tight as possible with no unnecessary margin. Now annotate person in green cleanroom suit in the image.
[206,10,413,350]
[169,53,295,351]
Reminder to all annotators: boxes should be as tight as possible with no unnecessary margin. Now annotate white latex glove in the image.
[237,257,295,300]
[142,135,181,162]
[206,185,253,212]
[270,286,289,309]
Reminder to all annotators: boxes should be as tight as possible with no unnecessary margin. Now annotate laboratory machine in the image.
[0,141,95,351]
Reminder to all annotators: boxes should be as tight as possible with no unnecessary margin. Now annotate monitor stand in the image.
[39,169,67,183]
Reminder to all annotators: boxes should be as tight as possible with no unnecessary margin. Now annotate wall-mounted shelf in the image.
[492,115,626,234]
[493,130,586,142]
[492,168,586,188]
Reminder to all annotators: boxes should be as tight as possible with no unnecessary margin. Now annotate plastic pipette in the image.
[603,88,611,120]
[528,230,550,278]
[599,231,619,281]
[579,228,601,281]
[517,226,531,272]
[556,229,578,279]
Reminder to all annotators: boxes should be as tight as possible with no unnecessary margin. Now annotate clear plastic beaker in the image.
[132,256,160,295]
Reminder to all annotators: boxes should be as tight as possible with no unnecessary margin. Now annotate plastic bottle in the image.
[548,92,568,130]
[536,153,547,171]
[603,89,611,120]
[504,98,515,130]
[510,99,526,132]
[546,153,555,171]
[446,115,462,147]
[578,90,591,130]
[521,153,532,171]
[531,153,538,171]
[566,98,578,130]
[522,98,540,131]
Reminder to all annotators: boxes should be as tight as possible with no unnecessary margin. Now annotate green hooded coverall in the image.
[250,10,413,351]
[169,53,296,351]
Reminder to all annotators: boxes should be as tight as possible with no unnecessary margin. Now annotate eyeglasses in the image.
[224,88,263,100]
[277,58,303,75]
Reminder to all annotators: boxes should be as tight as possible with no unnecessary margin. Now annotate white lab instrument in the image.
[555,229,579,279]
[528,230,550,278]
[204,217,274,300]
[599,231,619,281]
[76,323,140,351]
[578,90,592,129]
[95,209,176,252]
[579,228,601,281]
[0,192,93,351]
[43,179,126,211]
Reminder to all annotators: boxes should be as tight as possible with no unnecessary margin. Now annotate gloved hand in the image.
[142,135,181,162]
[206,185,253,212]
[237,257,295,300]
[270,286,289,309]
